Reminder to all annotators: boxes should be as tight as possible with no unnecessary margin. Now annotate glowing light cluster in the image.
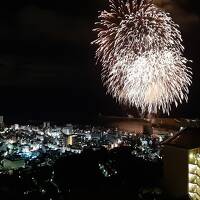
[92,0,192,114]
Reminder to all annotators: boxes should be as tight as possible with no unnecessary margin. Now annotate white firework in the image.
[92,0,192,114]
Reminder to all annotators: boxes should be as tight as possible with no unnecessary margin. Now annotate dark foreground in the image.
[0,146,167,200]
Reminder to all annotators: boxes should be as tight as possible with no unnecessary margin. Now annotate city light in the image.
[0,122,167,172]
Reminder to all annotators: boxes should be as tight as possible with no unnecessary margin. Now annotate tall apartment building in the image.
[162,127,200,199]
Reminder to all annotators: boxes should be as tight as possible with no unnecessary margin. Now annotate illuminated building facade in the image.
[188,149,200,199]
[66,135,73,146]
[162,128,200,199]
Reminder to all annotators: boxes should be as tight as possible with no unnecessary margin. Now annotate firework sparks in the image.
[92,0,192,114]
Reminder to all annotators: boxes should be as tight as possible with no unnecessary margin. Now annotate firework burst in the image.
[92,0,192,114]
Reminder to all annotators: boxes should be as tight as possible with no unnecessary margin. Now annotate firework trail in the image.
[92,0,192,114]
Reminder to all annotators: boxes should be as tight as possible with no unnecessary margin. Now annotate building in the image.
[66,135,73,146]
[43,122,51,129]
[14,124,19,130]
[62,124,73,135]
[1,159,25,170]
[63,135,74,147]
[162,127,200,199]
[0,115,4,128]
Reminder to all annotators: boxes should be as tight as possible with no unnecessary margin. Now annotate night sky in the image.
[0,0,199,122]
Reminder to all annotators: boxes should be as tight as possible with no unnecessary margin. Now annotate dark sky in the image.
[0,0,199,122]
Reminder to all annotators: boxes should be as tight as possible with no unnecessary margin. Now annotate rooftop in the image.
[162,127,200,149]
